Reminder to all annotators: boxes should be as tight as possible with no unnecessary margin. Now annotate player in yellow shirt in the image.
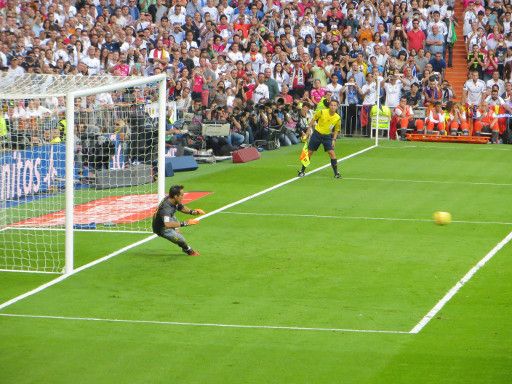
[298,99,342,178]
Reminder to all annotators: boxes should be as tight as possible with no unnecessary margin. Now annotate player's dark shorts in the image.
[308,129,334,151]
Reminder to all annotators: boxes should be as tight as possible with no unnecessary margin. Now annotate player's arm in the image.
[307,110,321,136]
[179,206,206,216]
[332,117,341,144]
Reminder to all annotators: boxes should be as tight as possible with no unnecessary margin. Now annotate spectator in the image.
[463,70,487,111]
[394,96,425,139]
[473,101,500,142]
[467,44,485,78]
[425,102,447,135]
[381,74,402,109]
[407,19,427,53]
[487,71,505,95]
[405,83,423,107]
[429,52,447,80]
[253,72,269,104]
[483,49,499,81]
[426,24,445,56]
[264,68,279,100]
[447,103,470,136]
[441,80,456,107]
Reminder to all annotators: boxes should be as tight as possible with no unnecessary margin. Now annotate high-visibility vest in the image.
[315,97,330,112]
[0,116,7,137]
[57,118,67,139]
[370,105,391,129]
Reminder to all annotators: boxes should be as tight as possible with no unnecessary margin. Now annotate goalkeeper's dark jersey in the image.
[152,197,184,234]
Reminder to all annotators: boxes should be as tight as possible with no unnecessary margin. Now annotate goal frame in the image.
[61,74,167,274]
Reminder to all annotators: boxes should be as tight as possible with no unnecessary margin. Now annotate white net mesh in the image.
[0,75,164,273]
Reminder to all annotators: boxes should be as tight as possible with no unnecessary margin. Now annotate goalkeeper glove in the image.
[181,219,200,227]
[192,209,206,215]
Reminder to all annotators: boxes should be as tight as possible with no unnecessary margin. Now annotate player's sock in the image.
[178,241,190,252]
[300,165,306,173]
[331,159,338,175]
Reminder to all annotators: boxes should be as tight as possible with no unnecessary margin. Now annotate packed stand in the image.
[1,0,510,156]
[462,0,512,143]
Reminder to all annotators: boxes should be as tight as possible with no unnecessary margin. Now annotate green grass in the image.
[1,139,511,383]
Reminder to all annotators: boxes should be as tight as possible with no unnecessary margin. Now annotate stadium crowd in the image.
[1,0,512,156]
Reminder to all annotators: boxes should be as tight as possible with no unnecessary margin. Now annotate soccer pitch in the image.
[1,139,511,383]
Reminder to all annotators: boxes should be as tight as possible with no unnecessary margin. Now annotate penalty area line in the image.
[410,230,512,334]
[0,313,409,334]
[0,145,378,311]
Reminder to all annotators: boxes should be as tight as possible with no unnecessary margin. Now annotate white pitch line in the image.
[343,176,512,187]
[0,235,157,311]
[194,145,377,223]
[5,227,151,234]
[220,211,512,226]
[0,313,409,334]
[0,269,60,275]
[0,145,378,311]
[378,144,512,152]
[410,230,512,334]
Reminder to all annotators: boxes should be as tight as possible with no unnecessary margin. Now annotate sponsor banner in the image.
[12,192,211,227]
[1,136,130,204]
[0,144,66,201]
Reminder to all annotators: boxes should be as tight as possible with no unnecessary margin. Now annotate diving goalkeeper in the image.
[298,99,342,179]
[152,185,205,256]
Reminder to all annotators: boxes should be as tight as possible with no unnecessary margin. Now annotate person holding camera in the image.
[298,99,342,179]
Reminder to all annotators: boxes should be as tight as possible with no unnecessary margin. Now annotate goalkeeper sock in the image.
[331,159,338,175]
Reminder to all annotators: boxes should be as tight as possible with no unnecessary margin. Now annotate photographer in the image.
[275,99,299,146]
[221,106,245,147]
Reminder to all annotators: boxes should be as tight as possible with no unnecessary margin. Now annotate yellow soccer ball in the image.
[433,211,452,225]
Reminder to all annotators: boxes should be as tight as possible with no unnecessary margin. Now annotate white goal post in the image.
[0,73,167,274]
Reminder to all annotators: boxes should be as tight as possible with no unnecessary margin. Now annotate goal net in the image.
[0,73,166,274]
